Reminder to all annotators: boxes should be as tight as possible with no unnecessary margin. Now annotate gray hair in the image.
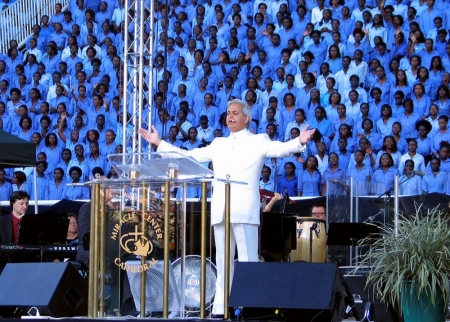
[227,99,251,128]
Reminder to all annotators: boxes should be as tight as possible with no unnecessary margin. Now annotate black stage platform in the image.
[0,319,243,322]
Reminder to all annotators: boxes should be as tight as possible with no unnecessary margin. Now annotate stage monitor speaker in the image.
[0,262,88,317]
[339,266,402,322]
[229,262,346,322]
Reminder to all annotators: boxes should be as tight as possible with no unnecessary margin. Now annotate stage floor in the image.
[7,317,450,321]
[0,319,361,321]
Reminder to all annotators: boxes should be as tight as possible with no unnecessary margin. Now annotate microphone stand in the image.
[309,223,317,263]
[376,186,394,226]
[280,188,288,213]
[398,172,416,187]
[363,209,384,223]
[374,174,413,224]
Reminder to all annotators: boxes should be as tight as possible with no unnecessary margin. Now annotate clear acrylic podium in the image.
[80,152,244,319]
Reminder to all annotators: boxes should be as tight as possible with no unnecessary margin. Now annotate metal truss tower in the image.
[122,0,156,153]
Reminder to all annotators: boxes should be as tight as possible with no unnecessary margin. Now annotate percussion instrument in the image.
[290,217,326,263]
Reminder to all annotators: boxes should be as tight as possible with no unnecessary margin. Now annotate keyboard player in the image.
[0,191,30,271]
[0,191,30,244]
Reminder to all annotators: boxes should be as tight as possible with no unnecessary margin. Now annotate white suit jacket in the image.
[158,129,306,225]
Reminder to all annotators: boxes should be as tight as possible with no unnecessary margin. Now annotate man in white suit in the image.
[139,99,315,317]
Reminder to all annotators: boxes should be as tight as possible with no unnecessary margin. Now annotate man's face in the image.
[311,206,326,220]
[68,216,78,233]
[202,63,211,74]
[96,116,105,126]
[408,141,417,152]
[226,103,249,132]
[62,150,71,161]
[312,33,320,42]
[90,143,99,154]
[75,145,84,156]
[13,198,29,216]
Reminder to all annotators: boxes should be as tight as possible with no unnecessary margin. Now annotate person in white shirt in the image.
[197,115,215,143]
[392,0,408,19]
[111,0,126,32]
[253,0,274,17]
[24,38,43,63]
[398,139,426,174]
[284,108,309,141]
[311,0,328,24]
[316,63,335,94]
[270,0,287,18]
[368,14,388,48]
[334,56,357,95]
[351,0,370,23]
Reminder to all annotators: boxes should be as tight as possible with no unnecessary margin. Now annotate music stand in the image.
[327,223,380,266]
[18,214,69,245]
[260,212,298,253]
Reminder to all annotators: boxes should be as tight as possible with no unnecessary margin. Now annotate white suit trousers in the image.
[211,222,259,315]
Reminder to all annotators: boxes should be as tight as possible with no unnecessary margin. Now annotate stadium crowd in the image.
[0,0,450,200]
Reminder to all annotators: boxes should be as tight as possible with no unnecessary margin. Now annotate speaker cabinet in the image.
[339,266,402,322]
[0,262,88,317]
[229,262,346,322]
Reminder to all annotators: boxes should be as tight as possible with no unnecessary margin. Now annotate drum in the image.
[290,217,327,263]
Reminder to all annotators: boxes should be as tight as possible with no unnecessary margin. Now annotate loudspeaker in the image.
[0,262,88,317]
[229,262,346,322]
[339,266,402,322]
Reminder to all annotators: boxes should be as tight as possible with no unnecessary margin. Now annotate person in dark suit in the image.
[0,191,30,272]
[76,183,114,266]
[0,191,30,244]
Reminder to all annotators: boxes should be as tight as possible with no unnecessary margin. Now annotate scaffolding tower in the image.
[122,0,160,153]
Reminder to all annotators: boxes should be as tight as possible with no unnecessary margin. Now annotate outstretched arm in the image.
[139,125,213,163]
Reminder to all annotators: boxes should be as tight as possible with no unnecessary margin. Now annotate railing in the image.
[0,0,68,54]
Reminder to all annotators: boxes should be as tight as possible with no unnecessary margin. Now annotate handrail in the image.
[0,0,68,54]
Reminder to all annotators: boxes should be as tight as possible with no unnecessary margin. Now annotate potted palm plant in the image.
[355,205,450,322]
